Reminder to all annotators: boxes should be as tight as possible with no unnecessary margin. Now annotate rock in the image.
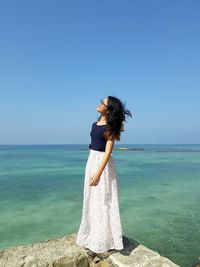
[92,260,112,266]
[0,233,89,267]
[0,232,180,267]
[22,255,39,267]
[107,244,179,267]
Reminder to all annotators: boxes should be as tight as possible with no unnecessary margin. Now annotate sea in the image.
[0,144,199,267]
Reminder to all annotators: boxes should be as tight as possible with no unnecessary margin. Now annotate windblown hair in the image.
[97,96,133,141]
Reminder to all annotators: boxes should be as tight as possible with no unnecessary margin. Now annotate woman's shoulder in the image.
[90,121,97,129]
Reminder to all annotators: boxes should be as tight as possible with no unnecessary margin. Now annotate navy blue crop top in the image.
[89,122,107,151]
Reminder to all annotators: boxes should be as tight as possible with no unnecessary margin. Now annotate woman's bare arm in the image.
[96,138,115,175]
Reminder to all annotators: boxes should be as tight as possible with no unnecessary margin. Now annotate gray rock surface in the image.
[0,232,180,267]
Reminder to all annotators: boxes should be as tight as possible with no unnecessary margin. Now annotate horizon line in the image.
[0,143,200,146]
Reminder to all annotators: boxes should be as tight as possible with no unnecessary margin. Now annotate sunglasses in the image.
[100,99,108,108]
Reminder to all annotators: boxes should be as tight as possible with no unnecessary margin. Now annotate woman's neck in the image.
[99,115,107,123]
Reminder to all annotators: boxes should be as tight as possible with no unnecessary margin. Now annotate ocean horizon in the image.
[0,144,199,267]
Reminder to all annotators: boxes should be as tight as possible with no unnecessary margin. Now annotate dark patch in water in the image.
[161,183,170,186]
[64,196,82,203]
[145,196,158,201]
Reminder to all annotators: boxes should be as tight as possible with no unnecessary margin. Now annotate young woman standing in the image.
[76,96,132,255]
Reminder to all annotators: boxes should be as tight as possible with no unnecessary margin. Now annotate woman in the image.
[76,95,132,256]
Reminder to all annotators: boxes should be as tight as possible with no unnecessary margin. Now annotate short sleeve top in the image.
[89,122,107,152]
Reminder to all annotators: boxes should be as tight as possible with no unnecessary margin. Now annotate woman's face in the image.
[96,97,109,114]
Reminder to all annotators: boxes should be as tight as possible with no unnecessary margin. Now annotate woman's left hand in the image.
[89,172,101,186]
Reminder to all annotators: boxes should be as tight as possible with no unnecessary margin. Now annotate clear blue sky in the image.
[0,1,200,144]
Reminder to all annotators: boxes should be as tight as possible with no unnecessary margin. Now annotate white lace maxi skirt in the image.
[76,148,124,253]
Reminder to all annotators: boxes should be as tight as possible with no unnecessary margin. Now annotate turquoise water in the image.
[0,144,199,266]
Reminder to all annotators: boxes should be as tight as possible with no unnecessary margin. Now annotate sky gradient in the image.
[0,1,200,144]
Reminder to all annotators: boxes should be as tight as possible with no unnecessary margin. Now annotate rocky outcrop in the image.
[0,232,180,267]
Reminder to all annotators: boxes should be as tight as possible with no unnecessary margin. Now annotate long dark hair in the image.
[97,96,133,141]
